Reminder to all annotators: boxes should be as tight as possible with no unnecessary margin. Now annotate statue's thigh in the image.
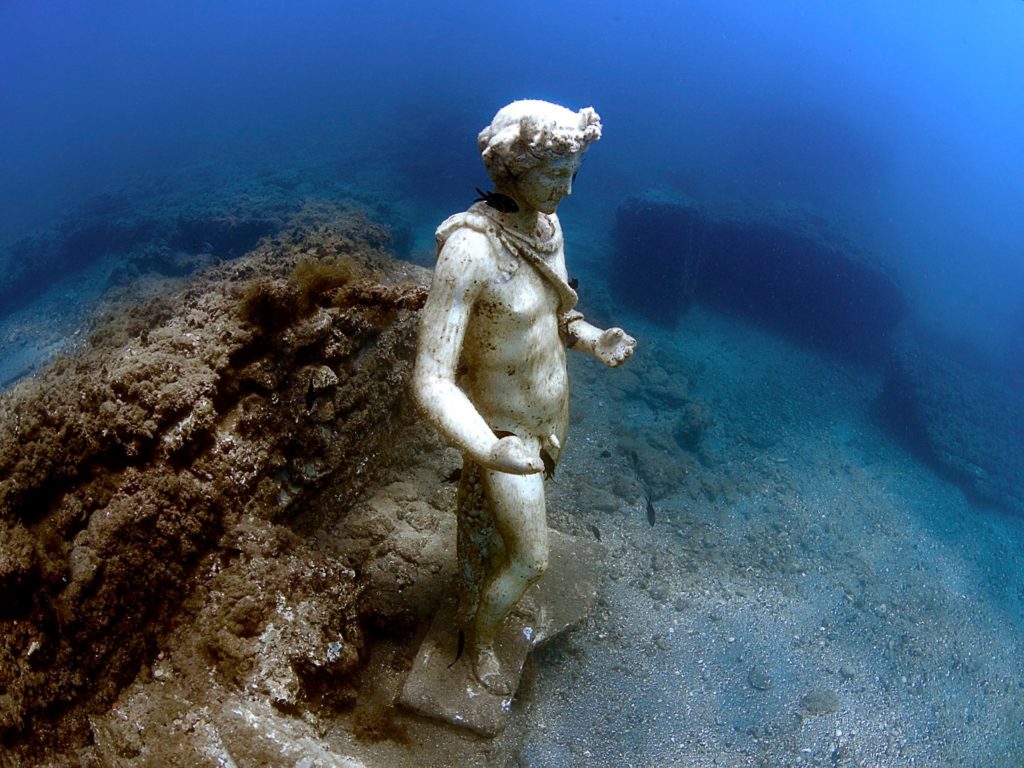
[480,469,548,555]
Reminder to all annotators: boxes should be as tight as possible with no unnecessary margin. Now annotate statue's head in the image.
[478,101,602,212]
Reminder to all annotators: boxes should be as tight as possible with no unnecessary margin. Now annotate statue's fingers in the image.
[492,438,543,474]
[516,448,542,470]
[507,455,543,475]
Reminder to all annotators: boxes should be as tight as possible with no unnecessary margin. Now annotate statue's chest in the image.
[477,257,560,327]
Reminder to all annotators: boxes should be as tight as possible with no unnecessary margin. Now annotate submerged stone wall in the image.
[0,208,428,760]
[610,196,906,364]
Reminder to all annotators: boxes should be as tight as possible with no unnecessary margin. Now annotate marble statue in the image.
[412,100,636,695]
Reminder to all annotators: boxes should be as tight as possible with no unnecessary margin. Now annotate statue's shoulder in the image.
[434,207,510,269]
[546,212,564,242]
[436,209,497,247]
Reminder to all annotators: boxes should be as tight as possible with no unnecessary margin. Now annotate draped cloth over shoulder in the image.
[435,203,579,315]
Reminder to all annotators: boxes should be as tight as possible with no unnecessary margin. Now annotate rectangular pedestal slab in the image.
[398,528,601,736]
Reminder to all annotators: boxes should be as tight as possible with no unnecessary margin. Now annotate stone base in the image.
[398,528,601,736]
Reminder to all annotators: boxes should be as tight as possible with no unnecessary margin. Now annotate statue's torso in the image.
[444,210,570,442]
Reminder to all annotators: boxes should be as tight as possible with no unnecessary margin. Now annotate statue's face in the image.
[513,154,585,214]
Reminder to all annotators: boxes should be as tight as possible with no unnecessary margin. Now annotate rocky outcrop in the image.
[0,207,428,761]
[878,326,1024,517]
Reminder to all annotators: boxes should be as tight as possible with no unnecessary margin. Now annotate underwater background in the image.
[1,1,1023,766]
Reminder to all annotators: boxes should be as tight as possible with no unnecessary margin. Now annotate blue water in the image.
[2,1,1023,764]
[3,0,1023,357]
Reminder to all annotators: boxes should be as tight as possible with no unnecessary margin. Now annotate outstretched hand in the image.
[595,327,636,367]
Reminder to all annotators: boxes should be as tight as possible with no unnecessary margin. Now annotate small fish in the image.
[539,448,556,480]
[449,627,466,669]
[305,377,315,412]
[568,277,579,291]
[645,494,656,526]
[474,187,520,213]
[589,523,602,541]
[443,466,462,483]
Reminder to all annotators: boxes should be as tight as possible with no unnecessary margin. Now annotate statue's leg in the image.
[472,468,548,693]
[455,460,502,632]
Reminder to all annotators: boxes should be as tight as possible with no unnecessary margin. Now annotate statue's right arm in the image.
[412,230,542,475]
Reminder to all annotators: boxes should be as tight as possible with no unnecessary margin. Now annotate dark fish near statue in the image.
[474,187,520,213]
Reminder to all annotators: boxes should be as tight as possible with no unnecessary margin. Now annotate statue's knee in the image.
[514,549,548,584]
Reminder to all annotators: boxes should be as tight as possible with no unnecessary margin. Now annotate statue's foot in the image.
[473,646,513,696]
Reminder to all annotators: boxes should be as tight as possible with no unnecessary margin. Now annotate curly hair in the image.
[477,100,602,184]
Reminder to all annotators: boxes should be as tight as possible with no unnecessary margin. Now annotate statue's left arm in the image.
[560,311,636,368]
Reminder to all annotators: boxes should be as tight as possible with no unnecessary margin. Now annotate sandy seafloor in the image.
[521,305,1024,767]
[2,199,1023,768]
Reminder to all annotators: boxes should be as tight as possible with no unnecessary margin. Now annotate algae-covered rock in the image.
[0,206,428,762]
